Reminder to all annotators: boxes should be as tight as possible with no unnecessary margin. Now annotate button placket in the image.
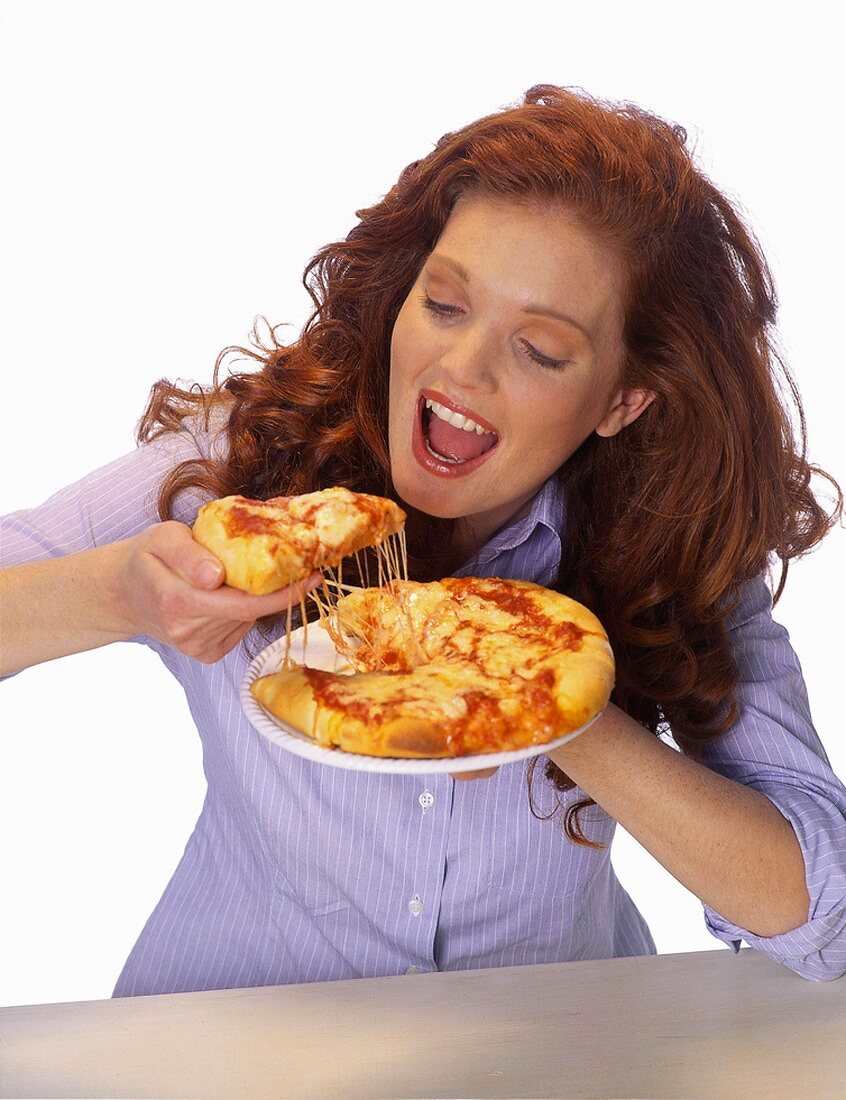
[402,776,452,977]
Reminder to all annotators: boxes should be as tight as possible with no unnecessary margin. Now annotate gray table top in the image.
[2,947,845,1099]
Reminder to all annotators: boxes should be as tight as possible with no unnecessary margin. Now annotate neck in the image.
[450,497,535,564]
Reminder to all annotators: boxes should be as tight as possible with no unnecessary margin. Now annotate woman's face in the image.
[388,194,654,551]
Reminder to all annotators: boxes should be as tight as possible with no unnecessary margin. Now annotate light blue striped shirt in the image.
[2,421,845,989]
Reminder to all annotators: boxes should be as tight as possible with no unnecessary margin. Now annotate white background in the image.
[0,0,843,1007]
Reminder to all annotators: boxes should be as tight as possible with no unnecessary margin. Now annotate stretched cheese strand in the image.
[275,528,413,673]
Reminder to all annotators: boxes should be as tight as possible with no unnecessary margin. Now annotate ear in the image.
[595,388,656,437]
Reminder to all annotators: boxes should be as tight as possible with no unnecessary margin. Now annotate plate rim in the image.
[239,622,603,774]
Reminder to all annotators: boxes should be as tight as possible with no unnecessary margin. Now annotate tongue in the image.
[427,415,497,461]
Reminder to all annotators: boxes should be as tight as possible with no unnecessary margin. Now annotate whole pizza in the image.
[250,575,614,758]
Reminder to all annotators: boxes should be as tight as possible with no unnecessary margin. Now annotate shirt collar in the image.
[456,473,567,572]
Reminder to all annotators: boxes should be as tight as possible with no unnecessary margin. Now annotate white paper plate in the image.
[240,622,603,774]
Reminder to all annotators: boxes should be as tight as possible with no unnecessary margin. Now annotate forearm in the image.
[549,704,810,937]
[1,523,323,677]
[0,543,134,675]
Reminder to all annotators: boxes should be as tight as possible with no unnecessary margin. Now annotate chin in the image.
[390,466,459,519]
[397,486,462,520]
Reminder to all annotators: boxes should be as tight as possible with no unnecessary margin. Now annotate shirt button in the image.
[405,966,424,975]
[408,893,424,917]
[418,790,435,810]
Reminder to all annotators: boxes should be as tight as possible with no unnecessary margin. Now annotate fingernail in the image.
[198,561,223,587]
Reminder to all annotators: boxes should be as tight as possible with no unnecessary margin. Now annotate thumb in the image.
[194,556,226,590]
[146,520,227,590]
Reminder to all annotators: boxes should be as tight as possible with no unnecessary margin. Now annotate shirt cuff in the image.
[703,781,846,981]
[704,902,846,981]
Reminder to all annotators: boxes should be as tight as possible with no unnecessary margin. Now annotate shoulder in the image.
[139,400,233,522]
[151,399,232,464]
[722,571,812,701]
[726,573,774,633]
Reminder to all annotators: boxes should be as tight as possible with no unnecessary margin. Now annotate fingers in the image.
[451,767,500,781]
[190,620,254,664]
[129,523,324,663]
[178,572,320,627]
[147,521,225,590]
[178,576,321,662]
[146,523,322,616]
[177,571,323,624]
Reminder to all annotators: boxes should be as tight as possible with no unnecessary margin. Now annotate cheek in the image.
[518,390,593,461]
[390,293,422,352]
[389,322,415,395]
[388,322,418,438]
[388,316,411,398]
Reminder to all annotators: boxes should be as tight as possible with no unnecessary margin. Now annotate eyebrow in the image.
[427,253,594,345]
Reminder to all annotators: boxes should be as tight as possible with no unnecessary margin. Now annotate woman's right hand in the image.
[0,522,320,676]
[115,521,321,664]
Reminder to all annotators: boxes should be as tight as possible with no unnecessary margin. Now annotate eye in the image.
[519,338,570,371]
[420,293,463,317]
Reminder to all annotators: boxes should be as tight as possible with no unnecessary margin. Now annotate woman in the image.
[2,85,844,992]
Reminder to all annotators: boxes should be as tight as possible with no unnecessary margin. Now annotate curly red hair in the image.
[138,86,841,843]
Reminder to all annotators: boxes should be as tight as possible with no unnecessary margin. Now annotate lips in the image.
[412,393,500,478]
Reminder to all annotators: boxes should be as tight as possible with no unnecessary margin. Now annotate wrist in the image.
[93,538,143,644]
[548,703,658,790]
[0,540,142,676]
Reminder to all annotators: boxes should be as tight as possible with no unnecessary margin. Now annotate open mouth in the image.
[414,393,499,475]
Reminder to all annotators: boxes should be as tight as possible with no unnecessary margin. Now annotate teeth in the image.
[425,398,493,436]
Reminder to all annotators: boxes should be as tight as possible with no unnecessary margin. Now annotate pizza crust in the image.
[192,498,309,594]
[249,668,457,757]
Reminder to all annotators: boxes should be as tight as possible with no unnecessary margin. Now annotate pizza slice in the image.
[192,487,407,595]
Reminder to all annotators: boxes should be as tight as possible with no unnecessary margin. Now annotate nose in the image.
[438,322,498,393]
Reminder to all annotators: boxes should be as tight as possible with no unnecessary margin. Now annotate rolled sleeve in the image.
[698,575,846,981]
[704,781,846,981]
